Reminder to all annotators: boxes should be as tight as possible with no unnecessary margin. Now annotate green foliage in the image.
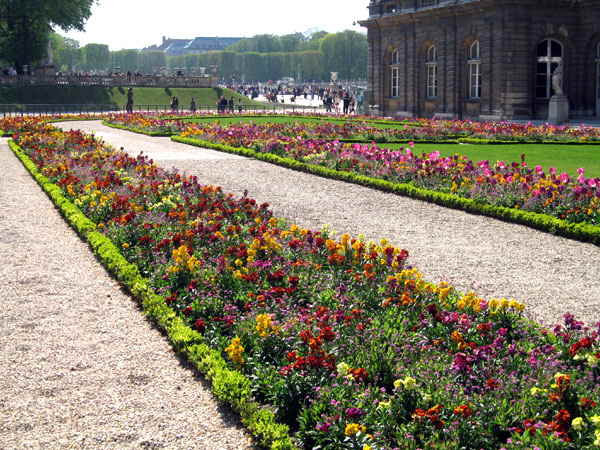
[50,33,82,72]
[320,30,368,80]
[0,0,94,71]
[81,43,110,71]
[9,137,297,450]
[161,30,366,82]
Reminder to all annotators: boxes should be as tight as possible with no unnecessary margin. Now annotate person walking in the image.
[171,96,179,113]
[126,88,134,114]
[190,97,197,113]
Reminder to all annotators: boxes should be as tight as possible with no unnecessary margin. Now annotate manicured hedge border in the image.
[8,139,297,450]
[172,135,600,246]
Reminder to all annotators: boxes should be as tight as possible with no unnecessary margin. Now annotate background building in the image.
[145,36,243,56]
[360,0,600,120]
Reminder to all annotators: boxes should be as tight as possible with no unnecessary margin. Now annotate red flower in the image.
[319,326,336,342]
[453,404,473,418]
[194,319,205,332]
[486,378,500,390]
[349,367,368,382]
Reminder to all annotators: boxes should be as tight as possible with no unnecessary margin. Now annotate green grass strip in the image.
[8,139,297,450]
[172,135,600,246]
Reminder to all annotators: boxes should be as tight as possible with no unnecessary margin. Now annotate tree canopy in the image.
[0,0,95,71]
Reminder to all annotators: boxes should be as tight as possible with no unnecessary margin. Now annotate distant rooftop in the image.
[144,36,244,55]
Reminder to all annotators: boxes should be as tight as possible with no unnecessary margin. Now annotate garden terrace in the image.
[3,114,600,449]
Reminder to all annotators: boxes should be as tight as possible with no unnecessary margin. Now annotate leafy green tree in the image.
[81,43,109,71]
[279,33,305,52]
[49,33,81,72]
[0,0,95,72]
[111,49,139,72]
[139,51,166,74]
[320,30,367,80]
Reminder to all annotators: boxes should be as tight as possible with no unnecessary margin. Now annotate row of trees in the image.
[48,30,367,81]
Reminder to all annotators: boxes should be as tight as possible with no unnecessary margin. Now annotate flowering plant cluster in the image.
[178,123,600,226]
[106,113,600,143]
[12,122,600,449]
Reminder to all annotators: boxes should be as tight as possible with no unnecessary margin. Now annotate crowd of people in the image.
[229,82,365,114]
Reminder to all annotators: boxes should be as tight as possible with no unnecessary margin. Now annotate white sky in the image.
[62,0,369,50]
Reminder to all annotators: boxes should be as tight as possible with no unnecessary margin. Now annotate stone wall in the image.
[361,0,600,120]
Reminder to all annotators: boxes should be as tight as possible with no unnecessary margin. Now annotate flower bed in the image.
[10,124,600,449]
[177,125,600,229]
[105,113,600,144]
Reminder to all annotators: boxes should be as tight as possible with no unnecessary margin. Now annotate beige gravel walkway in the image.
[57,121,600,327]
[0,138,253,449]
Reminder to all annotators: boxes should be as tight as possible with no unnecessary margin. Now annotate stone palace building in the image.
[359,0,600,120]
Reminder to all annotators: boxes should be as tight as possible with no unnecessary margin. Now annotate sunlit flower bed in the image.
[178,124,600,226]
[11,124,600,449]
[106,113,600,143]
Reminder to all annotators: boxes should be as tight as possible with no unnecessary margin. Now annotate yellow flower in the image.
[344,423,366,436]
[595,429,600,447]
[394,376,416,390]
[529,387,547,397]
[337,362,350,376]
[590,415,600,426]
[225,337,244,365]
[587,354,599,367]
[256,313,274,337]
[571,417,585,430]
[377,400,391,409]
[122,242,129,249]
[363,445,372,450]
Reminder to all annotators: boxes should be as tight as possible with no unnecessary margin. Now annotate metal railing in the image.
[0,103,322,116]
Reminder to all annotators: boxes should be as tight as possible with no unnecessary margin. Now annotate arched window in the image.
[390,49,400,97]
[468,41,481,99]
[536,39,563,98]
[426,45,438,98]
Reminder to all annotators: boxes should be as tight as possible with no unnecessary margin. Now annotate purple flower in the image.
[315,422,332,432]
[345,407,365,418]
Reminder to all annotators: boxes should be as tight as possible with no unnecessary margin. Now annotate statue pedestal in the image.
[548,94,569,125]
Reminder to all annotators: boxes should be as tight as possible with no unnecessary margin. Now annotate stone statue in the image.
[552,62,563,96]
[330,72,338,82]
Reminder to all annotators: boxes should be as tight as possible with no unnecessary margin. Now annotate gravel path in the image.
[56,121,600,327]
[0,137,253,449]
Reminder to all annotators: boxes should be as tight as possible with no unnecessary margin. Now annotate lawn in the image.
[383,142,600,178]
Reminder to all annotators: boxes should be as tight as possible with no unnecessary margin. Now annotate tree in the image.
[0,0,95,72]
[81,43,109,71]
[50,33,81,72]
[320,30,367,80]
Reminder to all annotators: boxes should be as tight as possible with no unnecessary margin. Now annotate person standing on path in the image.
[190,97,197,114]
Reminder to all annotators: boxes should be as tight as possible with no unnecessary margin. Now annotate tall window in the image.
[390,49,400,97]
[536,39,563,98]
[420,0,438,7]
[426,45,438,98]
[468,41,481,99]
